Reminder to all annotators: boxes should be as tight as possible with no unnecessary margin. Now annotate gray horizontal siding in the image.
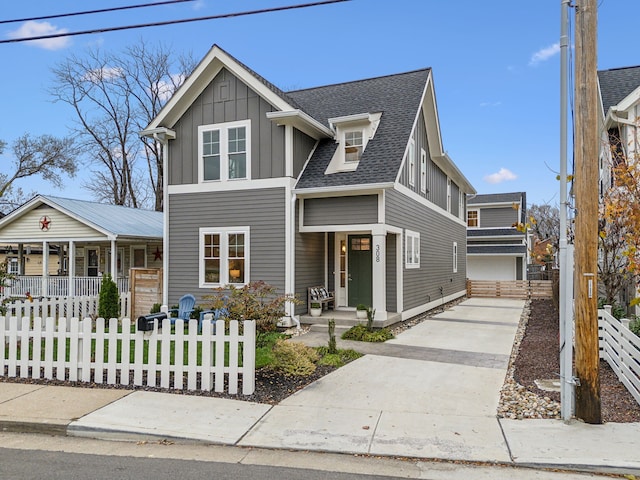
[385,188,467,310]
[303,195,378,226]
[167,188,286,305]
[295,199,325,314]
[169,67,285,185]
[479,207,518,228]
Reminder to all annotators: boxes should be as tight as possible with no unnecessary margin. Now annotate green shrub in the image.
[98,273,120,319]
[150,303,162,314]
[204,281,301,333]
[629,317,640,337]
[356,303,367,311]
[342,324,394,342]
[316,347,362,367]
[271,339,319,376]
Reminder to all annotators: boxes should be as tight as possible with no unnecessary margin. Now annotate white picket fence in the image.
[3,294,130,320]
[598,309,640,405]
[0,316,256,395]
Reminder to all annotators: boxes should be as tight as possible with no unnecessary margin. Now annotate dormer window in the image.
[325,112,382,174]
[345,131,363,162]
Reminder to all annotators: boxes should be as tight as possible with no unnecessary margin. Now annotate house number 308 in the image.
[375,244,380,262]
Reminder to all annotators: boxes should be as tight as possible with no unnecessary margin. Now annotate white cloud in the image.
[193,0,206,10]
[529,43,560,66]
[484,168,517,184]
[7,21,71,50]
[154,73,186,102]
[83,67,124,83]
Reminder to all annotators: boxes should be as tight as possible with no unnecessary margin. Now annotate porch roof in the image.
[0,195,163,241]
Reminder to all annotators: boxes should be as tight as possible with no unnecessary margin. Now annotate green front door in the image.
[347,234,372,308]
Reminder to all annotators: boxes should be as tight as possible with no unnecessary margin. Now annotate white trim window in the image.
[420,148,427,194]
[405,229,420,269]
[408,137,416,187]
[467,209,479,227]
[7,257,19,275]
[344,130,364,162]
[199,120,251,182]
[199,226,249,287]
[453,242,458,273]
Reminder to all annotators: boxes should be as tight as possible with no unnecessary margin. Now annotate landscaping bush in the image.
[342,324,394,342]
[204,281,300,333]
[271,339,319,376]
[630,317,640,337]
[98,273,120,319]
[316,346,362,367]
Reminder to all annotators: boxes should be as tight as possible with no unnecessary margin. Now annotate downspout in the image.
[289,192,300,330]
[154,132,170,306]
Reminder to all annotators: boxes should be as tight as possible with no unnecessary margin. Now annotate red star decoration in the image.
[39,216,51,231]
[154,247,162,261]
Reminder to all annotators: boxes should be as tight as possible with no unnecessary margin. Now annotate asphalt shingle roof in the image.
[467,245,527,255]
[598,65,640,114]
[287,69,431,189]
[468,192,525,205]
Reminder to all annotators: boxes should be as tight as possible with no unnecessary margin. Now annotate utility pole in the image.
[573,0,602,424]
[559,0,574,422]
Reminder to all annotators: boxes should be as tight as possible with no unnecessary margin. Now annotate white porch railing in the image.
[598,308,640,405]
[2,276,129,298]
[3,294,130,320]
[0,316,256,395]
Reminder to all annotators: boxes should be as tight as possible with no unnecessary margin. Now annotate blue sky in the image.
[0,0,638,208]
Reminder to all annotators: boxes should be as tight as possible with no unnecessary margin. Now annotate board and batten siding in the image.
[293,128,316,179]
[385,188,467,311]
[398,110,459,213]
[479,207,518,228]
[169,68,286,185]
[303,195,378,227]
[167,188,286,304]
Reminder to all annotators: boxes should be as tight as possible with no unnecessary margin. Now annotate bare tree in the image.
[527,203,560,251]
[0,134,78,212]
[49,40,195,210]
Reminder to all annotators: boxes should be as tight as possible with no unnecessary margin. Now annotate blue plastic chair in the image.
[169,294,196,325]
[198,307,229,333]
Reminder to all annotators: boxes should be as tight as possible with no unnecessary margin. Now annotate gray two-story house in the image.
[466,192,529,281]
[142,45,475,323]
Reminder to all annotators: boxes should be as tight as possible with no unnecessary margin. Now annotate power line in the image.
[0,0,197,25]
[0,0,349,44]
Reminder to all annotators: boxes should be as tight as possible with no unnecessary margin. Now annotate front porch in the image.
[3,275,129,298]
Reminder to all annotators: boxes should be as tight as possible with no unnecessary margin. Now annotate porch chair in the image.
[168,294,196,325]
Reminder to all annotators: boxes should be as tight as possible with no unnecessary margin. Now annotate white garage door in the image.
[467,256,515,280]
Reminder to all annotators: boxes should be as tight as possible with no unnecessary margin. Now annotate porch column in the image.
[69,241,76,297]
[42,240,49,297]
[17,243,24,275]
[110,239,117,282]
[371,228,387,320]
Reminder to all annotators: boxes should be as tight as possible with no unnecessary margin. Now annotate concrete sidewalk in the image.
[1,298,639,476]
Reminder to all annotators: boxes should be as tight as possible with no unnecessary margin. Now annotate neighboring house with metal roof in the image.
[466,192,529,281]
[598,65,640,195]
[0,195,163,297]
[142,45,476,325]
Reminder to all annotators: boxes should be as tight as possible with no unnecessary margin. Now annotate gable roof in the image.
[0,195,163,239]
[290,69,432,189]
[598,65,640,114]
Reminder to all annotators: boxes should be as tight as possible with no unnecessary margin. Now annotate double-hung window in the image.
[344,130,364,162]
[200,226,249,287]
[405,229,420,269]
[199,120,250,182]
[467,210,479,227]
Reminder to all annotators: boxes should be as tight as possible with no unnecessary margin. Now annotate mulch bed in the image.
[513,298,640,423]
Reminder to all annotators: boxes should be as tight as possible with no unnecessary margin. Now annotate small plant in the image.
[366,307,376,331]
[316,346,362,367]
[342,324,394,342]
[150,303,162,314]
[311,302,321,309]
[327,319,337,354]
[271,339,319,376]
[356,303,367,311]
[98,273,120,319]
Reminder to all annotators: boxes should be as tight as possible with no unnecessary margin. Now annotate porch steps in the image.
[299,311,402,332]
